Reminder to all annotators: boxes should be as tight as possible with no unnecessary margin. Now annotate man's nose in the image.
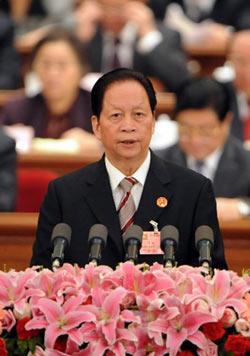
[121,115,136,131]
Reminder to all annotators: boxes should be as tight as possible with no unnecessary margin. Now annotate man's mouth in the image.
[120,139,137,144]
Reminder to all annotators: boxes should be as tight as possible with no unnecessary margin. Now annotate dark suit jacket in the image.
[0,12,21,89]
[0,88,92,138]
[84,25,190,93]
[0,128,16,211]
[31,153,227,270]
[155,136,250,199]
[223,82,243,142]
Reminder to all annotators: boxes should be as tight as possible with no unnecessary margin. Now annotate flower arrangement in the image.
[0,262,250,356]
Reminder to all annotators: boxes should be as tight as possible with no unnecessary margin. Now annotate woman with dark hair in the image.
[0,28,101,152]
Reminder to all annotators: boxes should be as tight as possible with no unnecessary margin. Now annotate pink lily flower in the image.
[0,269,36,306]
[26,294,95,349]
[188,269,249,319]
[78,286,137,355]
[150,295,215,355]
[129,325,169,356]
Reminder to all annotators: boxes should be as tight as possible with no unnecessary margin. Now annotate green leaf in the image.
[17,340,29,353]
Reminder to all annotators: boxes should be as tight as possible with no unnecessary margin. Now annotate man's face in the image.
[177,108,230,161]
[98,0,128,33]
[92,80,155,173]
[229,32,250,96]
[97,0,146,33]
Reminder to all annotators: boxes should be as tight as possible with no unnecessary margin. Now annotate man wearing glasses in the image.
[155,77,250,222]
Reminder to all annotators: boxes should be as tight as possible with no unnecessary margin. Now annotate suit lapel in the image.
[80,159,124,256]
[213,138,239,196]
[135,154,172,231]
[78,154,174,253]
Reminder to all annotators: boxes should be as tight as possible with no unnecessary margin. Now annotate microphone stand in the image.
[201,261,212,277]
[52,259,61,272]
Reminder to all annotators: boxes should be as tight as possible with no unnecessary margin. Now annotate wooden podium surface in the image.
[18,149,101,175]
[0,212,249,274]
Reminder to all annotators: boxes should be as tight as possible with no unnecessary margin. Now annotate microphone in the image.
[51,223,72,271]
[123,224,143,264]
[160,225,179,268]
[88,224,108,265]
[195,225,214,274]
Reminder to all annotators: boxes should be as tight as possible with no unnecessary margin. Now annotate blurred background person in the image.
[0,0,74,44]
[0,28,101,154]
[155,77,250,221]
[74,0,191,92]
[151,0,250,49]
[224,30,250,142]
[0,10,21,89]
[0,127,16,211]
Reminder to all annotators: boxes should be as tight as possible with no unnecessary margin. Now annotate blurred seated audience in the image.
[0,28,102,154]
[221,30,250,142]
[74,0,191,92]
[155,77,250,221]
[0,127,16,211]
[0,11,21,89]
[0,1,74,47]
[152,0,250,49]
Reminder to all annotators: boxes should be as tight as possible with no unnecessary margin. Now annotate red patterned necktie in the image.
[118,177,137,235]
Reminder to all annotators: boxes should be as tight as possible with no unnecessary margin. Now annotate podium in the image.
[0,212,249,274]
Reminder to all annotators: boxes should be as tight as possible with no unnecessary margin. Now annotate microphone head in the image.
[195,225,214,247]
[123,224,143,247]
[160,225,179,246]
[51,223,72,246]
[88,224,108,246]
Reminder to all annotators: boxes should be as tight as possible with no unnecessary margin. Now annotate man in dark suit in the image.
[150,0,250,29]
[225,30,250,142]
[154,0,250,52]
[155,77,250,222]
[0,11,21,89]
[0,127,17,211]
[31,68,227,270]
[74,0,190,92]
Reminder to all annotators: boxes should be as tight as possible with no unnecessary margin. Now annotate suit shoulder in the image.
[229,137,250,162]
[164,159,208,182]
[154,144,178,161]
[0,129,16,154]
[52,160,101,186]
[153,153,209,185]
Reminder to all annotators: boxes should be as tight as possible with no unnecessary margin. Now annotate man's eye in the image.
[110,113,122,120]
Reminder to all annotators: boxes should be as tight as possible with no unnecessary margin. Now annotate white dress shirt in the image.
[105,151,151,210]
[102,23,163,72]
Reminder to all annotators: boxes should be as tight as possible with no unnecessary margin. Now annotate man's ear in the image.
[222,112,233,135]
[91,115,101,140]
[225,111,233,124]
[151,111,156,134]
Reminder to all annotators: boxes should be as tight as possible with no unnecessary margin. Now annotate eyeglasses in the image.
[178,123,221,139]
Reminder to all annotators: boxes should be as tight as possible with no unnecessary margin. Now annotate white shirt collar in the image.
[187,146,223,181]
[105,151,151,190]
